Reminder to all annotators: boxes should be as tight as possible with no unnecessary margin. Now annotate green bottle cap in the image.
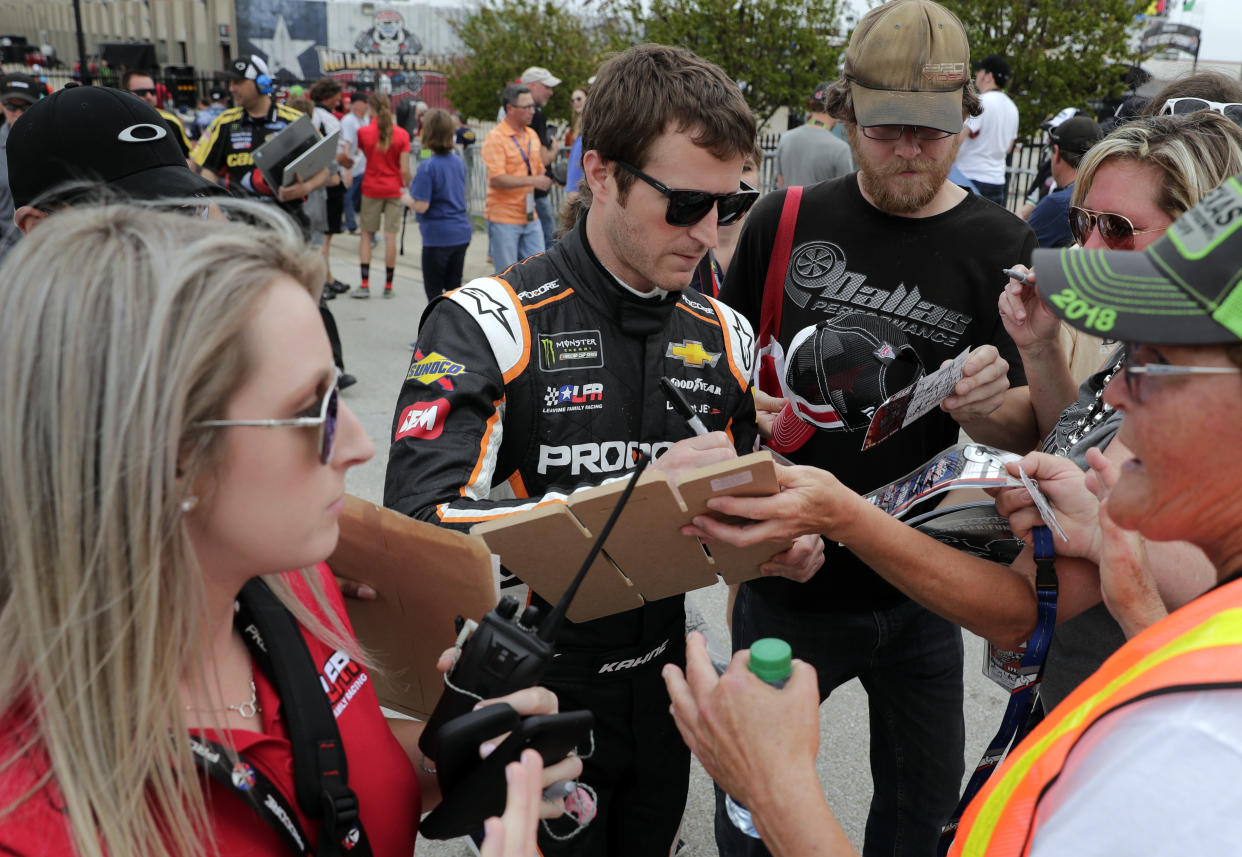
[748,638,793,683]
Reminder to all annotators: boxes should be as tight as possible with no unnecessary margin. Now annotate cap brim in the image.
[850,82,964,134]
[112,164,227,203]
[1,93,36,105]
[768,403,817,453]
[1033,246,1236,344]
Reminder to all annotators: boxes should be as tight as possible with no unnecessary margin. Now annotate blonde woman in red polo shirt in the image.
[0,200,578,857]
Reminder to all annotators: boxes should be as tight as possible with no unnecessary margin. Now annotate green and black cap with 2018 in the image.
[1034,174,1242,344]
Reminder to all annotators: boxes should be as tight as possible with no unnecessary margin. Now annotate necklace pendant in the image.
[235,700,259,719]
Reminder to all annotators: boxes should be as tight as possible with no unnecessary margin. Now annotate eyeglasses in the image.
[1159,97,1242,125]
[192,368,341,464]
[511,102,537,111]
[128,88,157,97]
[1068,206,1164,250]
[1,99,29,112]
[860,125,955,141]
[614,160,759,227]
[1121,343,1241,404]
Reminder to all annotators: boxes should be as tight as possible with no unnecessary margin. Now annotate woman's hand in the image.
[995,452,1102,561]
[997,265,1062,354]
[479,749,545,857]
[476,686,584,819]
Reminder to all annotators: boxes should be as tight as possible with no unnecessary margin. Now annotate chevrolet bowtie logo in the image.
[666,339,721,368]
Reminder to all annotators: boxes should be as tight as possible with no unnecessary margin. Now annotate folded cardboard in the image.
[470,451,791,622]
[327,495,498,719]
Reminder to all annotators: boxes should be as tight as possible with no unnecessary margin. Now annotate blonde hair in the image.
[1073,112,1242,217]
[0,198,357,857]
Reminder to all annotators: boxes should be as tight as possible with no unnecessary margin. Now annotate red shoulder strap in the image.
[756,186,802,394]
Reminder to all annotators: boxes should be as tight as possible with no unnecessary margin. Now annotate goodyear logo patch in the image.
[538,330,604,372]
[407,352,466,387]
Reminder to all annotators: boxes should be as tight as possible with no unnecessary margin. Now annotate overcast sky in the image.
[1178,3,1242,64]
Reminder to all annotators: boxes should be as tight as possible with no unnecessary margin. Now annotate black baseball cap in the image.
[1048,116,1103,155]
[1,73,44,105]
[973,54,1012,87]
[1034,174,1242,344]
[8,86,221,208]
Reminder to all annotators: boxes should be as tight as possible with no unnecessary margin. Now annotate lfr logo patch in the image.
[394,398,450,440]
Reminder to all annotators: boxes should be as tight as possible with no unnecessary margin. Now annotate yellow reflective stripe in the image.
[959,604,1242,855]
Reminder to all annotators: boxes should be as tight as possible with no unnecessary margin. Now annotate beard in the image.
[850,128,962,215]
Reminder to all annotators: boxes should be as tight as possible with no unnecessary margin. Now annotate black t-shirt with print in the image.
[721,174,1036,612]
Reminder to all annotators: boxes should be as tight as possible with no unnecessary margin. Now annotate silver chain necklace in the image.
[185,679,261,719]
[1057,356,1121,455]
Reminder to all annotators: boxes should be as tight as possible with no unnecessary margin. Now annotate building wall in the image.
[0,0,234,73]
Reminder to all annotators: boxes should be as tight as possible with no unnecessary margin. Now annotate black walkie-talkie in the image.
[417,452,653,761]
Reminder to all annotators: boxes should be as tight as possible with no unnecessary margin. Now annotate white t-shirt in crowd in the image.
[954,88,1019,185]
[341,111,371,176]
[1028,688,1242,855]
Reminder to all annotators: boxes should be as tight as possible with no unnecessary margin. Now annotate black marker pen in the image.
[660,376,709,436]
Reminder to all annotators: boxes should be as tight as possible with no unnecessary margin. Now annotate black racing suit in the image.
[384,220,758,855]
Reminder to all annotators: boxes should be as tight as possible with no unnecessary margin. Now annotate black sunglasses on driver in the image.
[615,160,759,227]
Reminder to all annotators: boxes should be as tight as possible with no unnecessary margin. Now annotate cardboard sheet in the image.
[327,495,498,720]
[471,452,792,617]
[470,503,642,623]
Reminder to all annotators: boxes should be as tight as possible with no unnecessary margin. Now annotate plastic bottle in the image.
[724,637,793,839]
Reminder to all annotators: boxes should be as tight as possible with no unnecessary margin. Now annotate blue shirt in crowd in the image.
[1028,182,1075,248]
[565,136,584,193]
[410,152,473,247]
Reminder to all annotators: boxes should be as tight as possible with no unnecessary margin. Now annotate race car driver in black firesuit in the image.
[383,45,823,857]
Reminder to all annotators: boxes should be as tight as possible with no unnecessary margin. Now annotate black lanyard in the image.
[189,579,373,857]
[509,134,533,175]
[938,525,1058,855]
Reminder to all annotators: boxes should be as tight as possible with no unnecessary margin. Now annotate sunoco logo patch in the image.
[538,330,604,372]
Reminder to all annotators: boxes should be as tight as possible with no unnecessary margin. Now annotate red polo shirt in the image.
[0,564,420,856]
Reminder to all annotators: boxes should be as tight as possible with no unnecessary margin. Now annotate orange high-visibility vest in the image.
[950,575,1242,856]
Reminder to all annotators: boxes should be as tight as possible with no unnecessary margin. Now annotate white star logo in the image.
[252,15,316,79]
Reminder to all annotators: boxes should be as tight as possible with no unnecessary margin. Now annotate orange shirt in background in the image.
[481,122,544,225]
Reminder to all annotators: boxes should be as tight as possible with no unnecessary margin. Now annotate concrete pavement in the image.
[324,226,1010,856]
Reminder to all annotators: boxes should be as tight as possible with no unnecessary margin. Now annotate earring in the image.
[180,496,199,513]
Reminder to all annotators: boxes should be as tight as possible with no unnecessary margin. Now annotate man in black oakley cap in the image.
[7,84,221,235]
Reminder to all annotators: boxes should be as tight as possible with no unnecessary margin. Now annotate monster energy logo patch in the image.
[538,330,604,372]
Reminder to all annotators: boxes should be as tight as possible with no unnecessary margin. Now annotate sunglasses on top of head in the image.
[615,160,759,227]
[1158,97,1242,125]
[192,367,341,465]
[1068,206,1164,250]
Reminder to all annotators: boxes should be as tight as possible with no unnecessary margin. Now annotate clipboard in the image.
[282,129,340,186]
[471,451,792,619]
[250,114,318,191]
[326,495,498,719]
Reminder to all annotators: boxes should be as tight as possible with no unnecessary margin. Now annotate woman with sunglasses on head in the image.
[0,200,577,857]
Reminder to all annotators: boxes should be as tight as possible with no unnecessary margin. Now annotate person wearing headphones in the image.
[194,55,329,210]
